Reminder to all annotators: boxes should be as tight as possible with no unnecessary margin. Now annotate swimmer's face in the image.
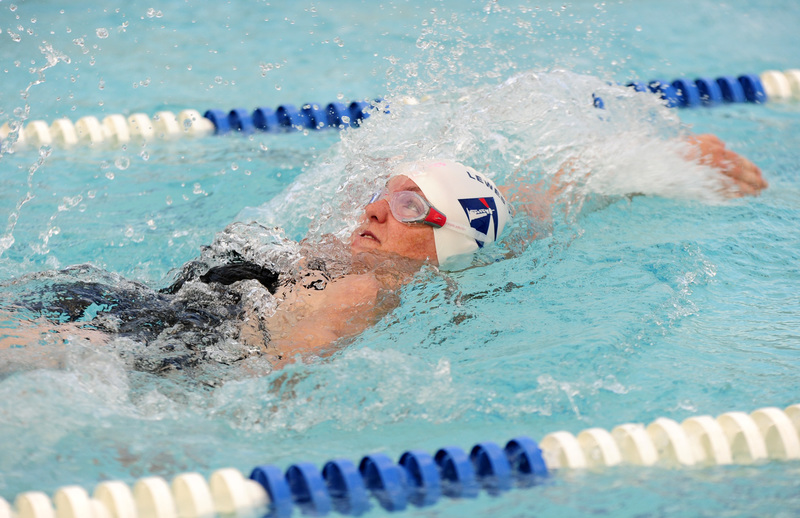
[351,175,438,264]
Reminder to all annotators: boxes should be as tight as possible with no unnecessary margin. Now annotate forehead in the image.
[386,174,422,192]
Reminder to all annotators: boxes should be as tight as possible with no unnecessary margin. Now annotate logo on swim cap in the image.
[458,197,499,248]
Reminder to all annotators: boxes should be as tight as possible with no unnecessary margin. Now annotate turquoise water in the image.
[2,0,800,516]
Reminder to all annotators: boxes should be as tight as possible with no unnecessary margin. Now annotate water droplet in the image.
[231,162,239,171]
[96,27,109,39]
[635,25,642,32]
[115,156,130,170]
[140,151,149,161]
[105,172,115,180]
[214,75,223,84]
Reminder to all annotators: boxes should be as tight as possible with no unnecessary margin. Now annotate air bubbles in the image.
[140,150,149,161]
[9,4,17,12]
[230,162,239,171]
[635,25,642,32]
[145,8,163,19]
[105,172,115,180]
[96,27,109,39]
[132,77,151,89]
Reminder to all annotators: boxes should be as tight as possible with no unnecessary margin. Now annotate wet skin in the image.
[350,175,438,264]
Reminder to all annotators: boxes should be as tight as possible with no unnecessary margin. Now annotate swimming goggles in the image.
[368,188,490,242]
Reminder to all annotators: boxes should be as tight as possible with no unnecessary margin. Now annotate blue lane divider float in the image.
[1,69,799,153]
[203,100,378,135]
[2,403,799,517]
[617,73,769,108]
[248,436,544,517]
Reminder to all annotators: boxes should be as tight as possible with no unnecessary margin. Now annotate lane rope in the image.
[2,70,799,153]
[1,403,797,517]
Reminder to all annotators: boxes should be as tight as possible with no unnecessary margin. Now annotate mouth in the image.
[359,230,380,243]
[351,226,381,251]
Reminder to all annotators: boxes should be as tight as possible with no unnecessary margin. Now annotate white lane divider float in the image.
[0,109,214,152]
[1,468,268,518]
[541,403,800,470]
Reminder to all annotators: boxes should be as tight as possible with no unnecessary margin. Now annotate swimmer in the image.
[267,134,766,365]
[0,134,767,375]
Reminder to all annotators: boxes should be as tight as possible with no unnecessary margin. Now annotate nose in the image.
[364,197,390,223]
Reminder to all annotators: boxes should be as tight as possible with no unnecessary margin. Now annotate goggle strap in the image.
[442,221,491,243]
[423,208,446,228]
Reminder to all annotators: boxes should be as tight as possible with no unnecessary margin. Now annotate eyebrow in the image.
[386,178,423,193]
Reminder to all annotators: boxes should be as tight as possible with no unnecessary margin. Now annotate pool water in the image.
[2,0,800,516]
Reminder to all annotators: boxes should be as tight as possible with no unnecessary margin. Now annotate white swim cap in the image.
[397,159,511,267]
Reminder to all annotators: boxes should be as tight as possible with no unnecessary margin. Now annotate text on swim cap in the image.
[465,170,509,208]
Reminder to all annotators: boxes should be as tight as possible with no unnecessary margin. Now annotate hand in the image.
[687,134,768,196]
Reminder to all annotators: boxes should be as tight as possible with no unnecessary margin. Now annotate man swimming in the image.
[0,134,767,375]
